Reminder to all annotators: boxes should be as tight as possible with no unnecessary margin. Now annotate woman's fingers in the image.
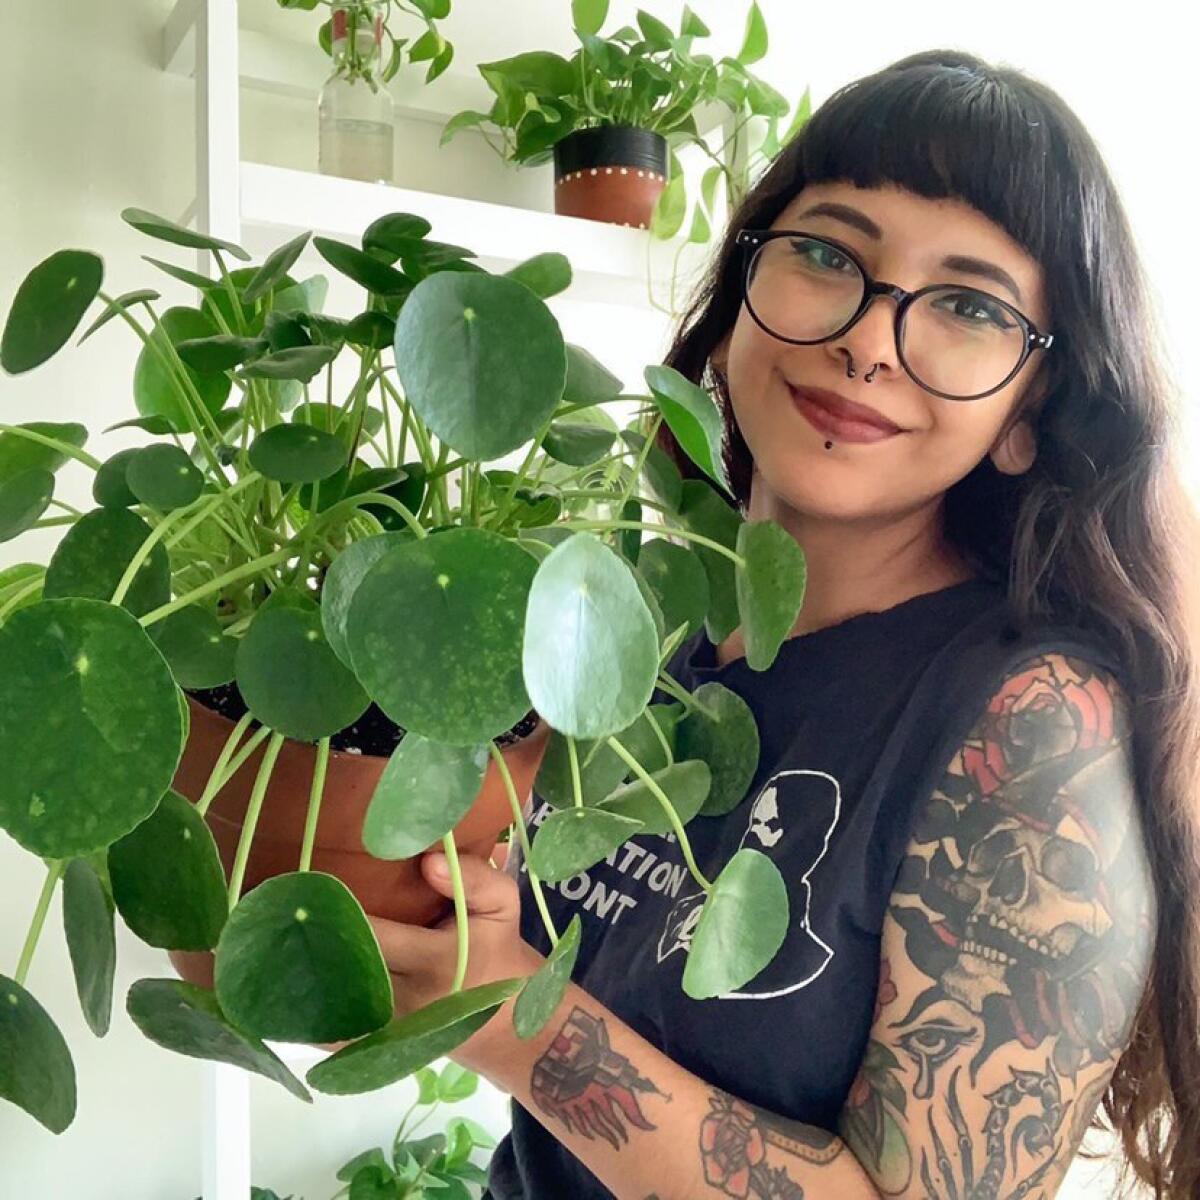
[421,850,520,922]
[365,912,449,975]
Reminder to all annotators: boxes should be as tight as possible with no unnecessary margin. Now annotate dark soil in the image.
[189,681,541,758]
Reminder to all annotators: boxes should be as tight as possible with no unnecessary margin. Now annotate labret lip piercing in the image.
[823,355,882,449]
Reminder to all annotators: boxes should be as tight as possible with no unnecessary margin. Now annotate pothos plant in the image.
[441,0,810,304]
[277,0,455,87]
[0,200,806,1135]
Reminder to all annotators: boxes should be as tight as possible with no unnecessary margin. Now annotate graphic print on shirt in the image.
[656,768,842,1000]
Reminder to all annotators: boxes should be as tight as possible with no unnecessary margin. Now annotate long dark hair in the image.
[658,49,1200,1197]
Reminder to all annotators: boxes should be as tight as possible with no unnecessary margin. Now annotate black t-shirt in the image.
[486,576,1122,1199]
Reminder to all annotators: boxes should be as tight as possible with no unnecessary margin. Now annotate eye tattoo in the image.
[897,1019,978,1099]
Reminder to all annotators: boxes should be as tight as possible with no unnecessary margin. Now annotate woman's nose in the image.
[825,292,900,378]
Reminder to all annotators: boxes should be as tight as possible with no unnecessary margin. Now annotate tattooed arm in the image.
[839,653,1155,1199]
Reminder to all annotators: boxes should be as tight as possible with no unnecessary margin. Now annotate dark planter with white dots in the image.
[552,125,669,229]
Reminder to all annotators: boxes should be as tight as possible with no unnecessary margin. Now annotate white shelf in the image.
[239,161,712,310]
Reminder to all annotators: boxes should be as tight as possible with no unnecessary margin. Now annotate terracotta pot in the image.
[168,698,549,989]
[552,125,669,229]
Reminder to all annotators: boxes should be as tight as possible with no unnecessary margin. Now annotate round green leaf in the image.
[150,604,237,688]
[176,334,267,373]
[347,528,536,745]
[615,703,683,778]
[108,790,227,950]
[242,231,312,304]
[682,848,788,1000]
[528,807,643,883]
[44,508,170,617]
[62,859,116,1038]
[313,236,412,296]
[126,978,311,1102]
[319,532,410,668]
[345,311,396,350]
[643,364,730,494]
[679,480,741,642]
[596,759,710,836]
[637,538,709,640]
[563,344,624,406]
[0,974,77,1132]
[363,736,489,860]
[236,600,369,741]
[523,533,659,740]
[126,443,205,510]
[239,344,338,383]
[735,520,807,670]
[0,598,184,856]
[504,252,572,299]
[122,207,250,261]
[542,408,617,468]
[1,250,104,374]
[92,448,140,508]
[307,978,523,1095]
[214,872,394,1043]
[0,468,53,543]
[393,272,567,460]
[676,682,760,816]
[513,914,581,1039]
[134,306,232,431]
[534,730,627,809]
[362,212,433,258]
[0,421,87,482]
[248,423,347,483]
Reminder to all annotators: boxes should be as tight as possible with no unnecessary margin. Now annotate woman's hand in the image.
[362,849,546,1071]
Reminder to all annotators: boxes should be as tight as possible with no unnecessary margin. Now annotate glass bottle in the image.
[318,3,395,184]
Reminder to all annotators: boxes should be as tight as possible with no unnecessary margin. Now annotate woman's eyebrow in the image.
[792,201,1025,303]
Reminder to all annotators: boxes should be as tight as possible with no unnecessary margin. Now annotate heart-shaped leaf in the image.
[0,422,88,482]
[347,528,536,745]
[236,599,369,742]
[682,848,788,999]
[122,207,250,260]
[307,978,524,1095]
[504,252,572,299]
[0,975,77,1132]
[126,978,311,1101]
[0,468,53,543]
[393,272,566,460]
[675,682,760,816]
[248,422,347,483]
[513,914,581,1039]
[735,520,807,670]
[1,250,104,374]
[523,533,658,740]
[62,859,116,1037]
[595,759,710,835]
[0,598,184,856]
[319,532,411,668]
[636,538,709,640]
[150,604,237,689]
[215,872,394,1043]
[108,789,227,950]
[363,736,490,860]
[43,508,170,617]
[528,807,643,883]
[126,443,205,511]
[133,306,232,431]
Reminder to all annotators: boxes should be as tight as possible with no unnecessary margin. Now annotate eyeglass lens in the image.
[745,235,1027,398]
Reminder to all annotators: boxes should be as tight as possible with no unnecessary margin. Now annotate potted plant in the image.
[0,201,805,1134]
[441,0,806,238]
[276,0,455,183]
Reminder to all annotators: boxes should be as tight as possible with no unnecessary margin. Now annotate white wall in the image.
[1,1,1191,1196]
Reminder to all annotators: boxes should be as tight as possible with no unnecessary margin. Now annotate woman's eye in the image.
[791,240,852,273]
[935,290,1016,330]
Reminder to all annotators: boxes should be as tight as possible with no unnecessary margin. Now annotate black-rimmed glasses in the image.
[735,229,1054,401]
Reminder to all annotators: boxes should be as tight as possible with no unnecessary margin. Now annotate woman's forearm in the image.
[462,954,880,1200]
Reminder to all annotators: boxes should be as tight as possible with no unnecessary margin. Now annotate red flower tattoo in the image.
[700,1093,767,1196]
[874,957,898,1023]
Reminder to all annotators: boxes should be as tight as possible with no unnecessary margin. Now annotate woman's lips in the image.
[788,384,903,443]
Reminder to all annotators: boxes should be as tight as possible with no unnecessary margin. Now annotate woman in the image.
[368,50,1200,1198]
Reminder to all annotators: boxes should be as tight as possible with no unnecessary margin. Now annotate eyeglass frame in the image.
[734,228,1055,402]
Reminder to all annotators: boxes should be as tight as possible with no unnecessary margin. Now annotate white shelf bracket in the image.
[201,1061,252,1200]
[194,0,242,251]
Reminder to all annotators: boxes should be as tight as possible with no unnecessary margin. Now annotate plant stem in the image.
[607,734,712,893]
[0,425,101,471]
[489,741,557,948]
[199,724,274,818]
[567,736,583,809]
[194,711,254,816]
[644,707,674,767]
[299,738,331,873]
[14,859,65,987]
[560,519,744,567]
[0,577,43,623]
[442,833,470,993]
[139,547,293,628]
[227,731,286,908]
[655,670,700,713]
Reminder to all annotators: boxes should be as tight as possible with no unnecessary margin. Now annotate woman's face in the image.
[717,182,1051,521]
